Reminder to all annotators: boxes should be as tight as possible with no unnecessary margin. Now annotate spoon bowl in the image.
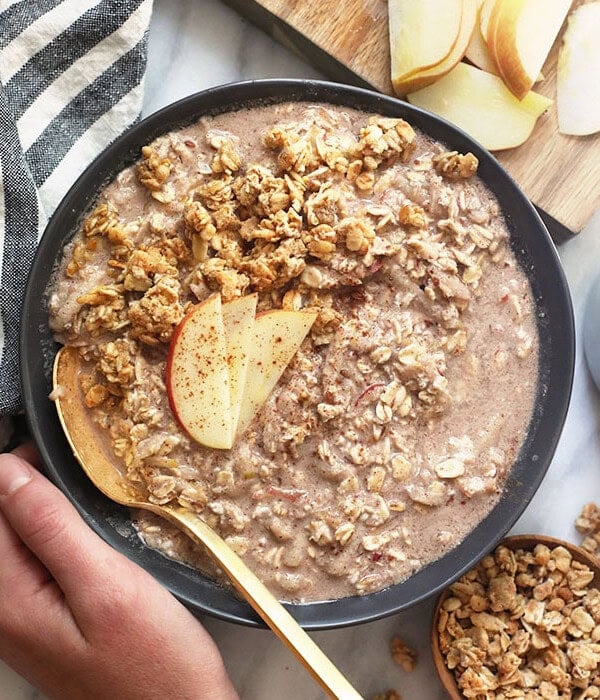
[53,346,363,700]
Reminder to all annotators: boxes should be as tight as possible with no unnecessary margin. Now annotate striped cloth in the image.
[0,0,154,420]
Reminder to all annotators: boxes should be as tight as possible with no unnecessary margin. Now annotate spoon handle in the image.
[163,505,363,700]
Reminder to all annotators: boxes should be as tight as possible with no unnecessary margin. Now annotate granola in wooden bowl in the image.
[433,535,600,699]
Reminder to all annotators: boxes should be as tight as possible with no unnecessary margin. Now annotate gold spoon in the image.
[53,347,363,700]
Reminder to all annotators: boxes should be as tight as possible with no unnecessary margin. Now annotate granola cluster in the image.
[183,117,420,308]
[576,504,600,556]
[64,200,187,345]
[438,542,600,699]
[137,145,173,199]
[391,636,418,672]
[433,151,479,180]
[371,691,402,700]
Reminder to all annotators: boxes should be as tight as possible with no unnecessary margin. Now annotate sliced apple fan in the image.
[167,293,317,449]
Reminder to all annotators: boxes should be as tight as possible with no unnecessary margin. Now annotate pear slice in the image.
[166,293,234,450]
[393,0,478,96]
[236,309,317,436]
[466,0,499,73]
[407,61,552,151]
[490,0,573,100]
[222,293,257,434]
[479,0,498,41]
[557,3,600,136]
[389,0,463,95]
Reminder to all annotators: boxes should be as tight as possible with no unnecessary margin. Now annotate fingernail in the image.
[0,457,33,497]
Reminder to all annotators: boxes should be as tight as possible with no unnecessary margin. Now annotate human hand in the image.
[0,445,238,700]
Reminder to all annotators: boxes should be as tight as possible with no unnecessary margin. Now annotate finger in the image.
[0,507,53,594]
[0,452,119,606]
[0,508,84,665]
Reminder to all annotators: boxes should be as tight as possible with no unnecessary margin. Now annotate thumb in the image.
[0,452,115,602]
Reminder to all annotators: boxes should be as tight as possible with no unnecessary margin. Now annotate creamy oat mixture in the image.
[49,102,538,602]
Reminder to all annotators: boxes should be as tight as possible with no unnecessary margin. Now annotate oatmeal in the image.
[48,102,539,602]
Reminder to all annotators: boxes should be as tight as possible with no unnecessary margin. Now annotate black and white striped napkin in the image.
[0,0,154,427]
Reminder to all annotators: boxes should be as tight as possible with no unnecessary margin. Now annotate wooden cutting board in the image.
[223,0,599,233]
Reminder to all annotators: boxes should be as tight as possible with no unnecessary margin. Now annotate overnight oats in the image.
[49,102,539,602]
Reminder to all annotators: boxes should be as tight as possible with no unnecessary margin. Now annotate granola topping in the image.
[49,102,538,602]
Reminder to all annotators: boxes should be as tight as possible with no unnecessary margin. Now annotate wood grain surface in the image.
[226,0,599,232]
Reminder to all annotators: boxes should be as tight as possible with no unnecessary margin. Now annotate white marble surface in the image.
[3,0,600,697]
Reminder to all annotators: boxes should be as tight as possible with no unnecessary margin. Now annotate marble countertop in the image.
[4,1,600,697]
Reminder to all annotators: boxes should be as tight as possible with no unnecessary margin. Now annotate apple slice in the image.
[407,62,552,151]
[166,293,234,450]
[236,309,318,435]
[466,0,499,73]
[479,0,498,40]
[222,293,257,434]
[557,3,600,136]
[393,0,478,96]
[489,0,572,99]
[481,0,506,73]
[389,0,463,95]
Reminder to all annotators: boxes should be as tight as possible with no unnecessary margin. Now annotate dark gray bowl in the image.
[21,79,574,630]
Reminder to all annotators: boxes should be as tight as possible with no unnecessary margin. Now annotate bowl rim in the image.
[21,78,575,630]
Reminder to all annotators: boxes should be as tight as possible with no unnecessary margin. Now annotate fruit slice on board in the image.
[395,0,478,96]
[407,61,552,151]
[389,0,463,95]
[557,3,600,136]
[489,0,573,99]
[466,0,499,73]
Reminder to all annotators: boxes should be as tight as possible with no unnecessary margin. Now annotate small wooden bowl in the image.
[431,534,600,700]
